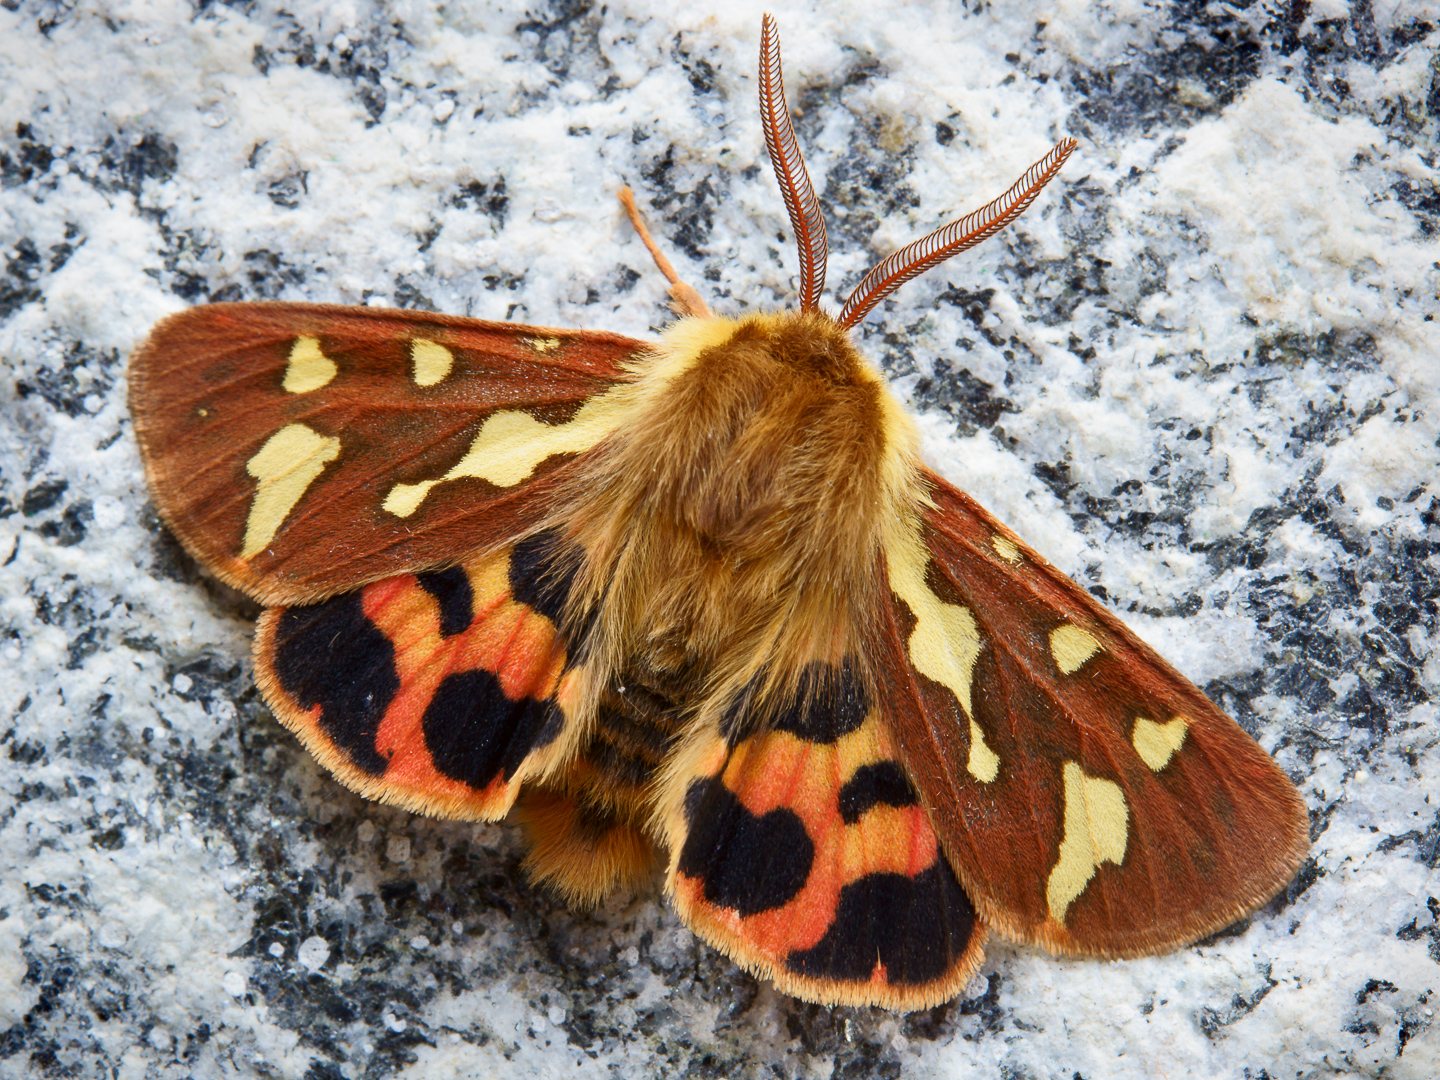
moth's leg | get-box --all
[618,186,713,319]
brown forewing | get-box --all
[871,468,1309,957]
[130,302,642,604]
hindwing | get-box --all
[662,661,986,1009]
[254,529,591,819]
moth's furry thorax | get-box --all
[563,309,923,708]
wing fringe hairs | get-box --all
[129,14,1308,1010]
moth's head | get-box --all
[723,310,865,382]
[757,15,1076,330]
[654,309,870,390]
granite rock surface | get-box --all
[0,1,1437,1077]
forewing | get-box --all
[873,469,1309,957]
[254,528,590,820]
[130,302,642,604]
[663,662,985,1009]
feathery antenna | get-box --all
[837,138,1077,329]
[760,15,828,312]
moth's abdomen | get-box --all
[515,666,696,904]
[585,684,689,790]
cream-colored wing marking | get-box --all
[1046,761,1129,924]
[242,424,342,558]
[382,388,630,518]
[282,337,337,393]
[410,339,454,386]
[1050,624,1102,674]
[1132,716,1189,772]
[885,519,999,783]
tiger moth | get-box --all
[128,15,1309,1009]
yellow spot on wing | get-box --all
[992,535,1020,563]
[410,339,453,386]
[526,336,562,353]
[382,480,436,520]
[383,388,628,518]
[884,522,999,782]
[1046,761,1128,924]
[242,424,341,558]
[1050,624,1101,674]
[283,337,337,393]
[966,725,999,783]
[1132,716,1188,771]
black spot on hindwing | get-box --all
[679,778,813,916]
[785,861,977,986]
[272,594,396,776]
[509,528,598,655]
[421,669,562,789]
[509,528,579,624]
[416,566,474,638]
[721,658,870,744]
[838,761,921,823]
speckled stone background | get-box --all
[1,1,1437,1077]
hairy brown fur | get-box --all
[513,311,925,900]
[557,311,922,715]
[512,787,661,905]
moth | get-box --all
[130,16,1308,1009]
